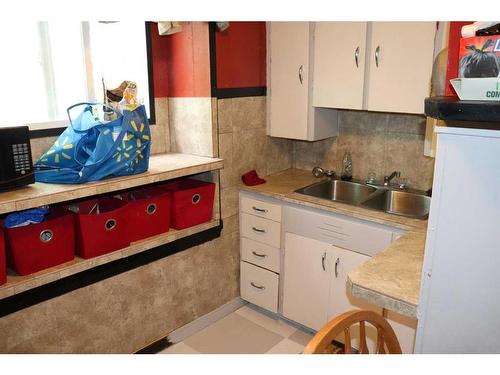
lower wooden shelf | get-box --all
[0,219,220,300]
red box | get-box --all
[0,229,6,285]
[122,187,172,242]
[3,208,75,276]
[162,179,215,230]
[74,198,131,259]
[459,35,500,78]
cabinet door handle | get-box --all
[252,206,268,213]
[298,65,304,84]
[321,252,326,271]
[335,257,340,278]
[251,282,265,290]
[252,251,267,258]
[375,45,381,68]
[252,226,266,233]
[355,46,360,68]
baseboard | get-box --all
[167,297,247,344]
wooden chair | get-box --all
[303,310,402,354]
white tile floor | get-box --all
[160,305,314,354]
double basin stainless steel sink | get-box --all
[294,179,431,219]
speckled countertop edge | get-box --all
[239,168,427,318]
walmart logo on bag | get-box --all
[112,120,150,164]
[40,136,74,163]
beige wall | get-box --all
[293,110,435,192]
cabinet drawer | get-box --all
[284,206,393,256]
[241,237,280,273]
[240,195,282,222]
[241,213,281,248]
[240,261,279,313]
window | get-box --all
[0,21,153,131]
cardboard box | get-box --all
[459,35,500,78]
[450,77,500,101]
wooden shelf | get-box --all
[425,96,500,124]
[0,219,220,300]
[0,153,223,215]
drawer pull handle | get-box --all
[252,251,267,258]
[321,252,326,271]
[252,226,266,233]
[335,257,340,278]
[251,282,266,290]
[252,206,268,213]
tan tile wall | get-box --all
[217,96,293,221]
[0,228,239,353]
[168,97,215,157]
[293,110,435,191]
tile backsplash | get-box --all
[292,110,435,191]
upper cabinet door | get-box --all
[312,22,367,110]
[365,22,436,114]
[268,22,310,140]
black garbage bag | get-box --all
[459,39,500,78]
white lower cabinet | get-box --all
[282,233,332,331]
[328,246,382,352]
[239,191,416,352]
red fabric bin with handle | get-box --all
[75,197,131,259]
[122,187,172,242]
[162,179,216,230]
[2,208,75,276]
[0,229,6,285]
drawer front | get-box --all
[241,237,280,273]
[241,213,281,248]
[284,206,393,257]
[240,195,282,222]
[240,261,279,313]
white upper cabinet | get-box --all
[365,22,436,114]
[267,22,339,141]
[312,22,436,114]
[313,22,368,110]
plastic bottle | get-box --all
[341,152,353,181]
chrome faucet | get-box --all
[383,171,400,186]
[312,166,335,179]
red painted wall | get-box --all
[215,22,266,89]
[150,22,169,97]
[150,22,211,97]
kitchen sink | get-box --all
[361,189,431,219]
[295,179,431,219]
[294,179,378,205]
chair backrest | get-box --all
[303,310,402,354]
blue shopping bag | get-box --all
[34,103,151,184]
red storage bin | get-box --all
[162,179,216,230]
[122,187,172,242]
[0,229,6,285]
[75,197,131,259]
[3,208,75,276]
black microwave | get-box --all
[0,126,35,191]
